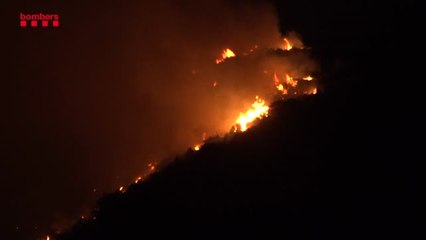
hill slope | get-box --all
[55,91,418,240]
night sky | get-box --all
[2,1,421,239]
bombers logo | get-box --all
[20,13,60,27]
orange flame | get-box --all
[274,72,289,94]
[273,72,280,85]
[147,163,156,172]
[134,176,142,184]
[235,96,269,132]
[216,48,236,64]
[133,163,157,185]
[303,75,313,81]
[285,74,297,87]
[193,144,201,151]
[283,38,293,51]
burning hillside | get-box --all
[39,3,320,237]
[45,32,319,239]
[189,35,318,152]
[107,33,319,192]
[6,1,324,239]
[5,0,419,239]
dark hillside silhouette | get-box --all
[56,91,419,239]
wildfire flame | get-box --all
[285,74,297,87]
[193,144,201,151]
[134,176,142,184]
[273,72,280,85]
[216,48,236,64]
[303,75,313,81]
[234,96,269,132]
[147,162,156,172]
[275,72,309,95]
[283,38,293,51]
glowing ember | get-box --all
[215,48,236,64]
[303,75,313,81]
[46,236,50,240]
[119,186,124,192]
[235,96,269,132]
[134,176,142,184]
[311,88,317,94]
[147,162,156,172]
[283,38,293,51]
[193,144,201,151]
[213,81,217,87]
